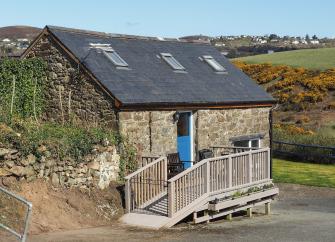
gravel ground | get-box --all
[2,183,335,242]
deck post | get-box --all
[248,152,253,183]
[265,202,271,215]
[228,156,232,188]
[168,181,174,218]
[193,212,197,224]
[125,179,131,213]
[204,210,209,223]
[247,207,252,218]
[226,213,232,221]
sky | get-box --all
[1,0,334,38]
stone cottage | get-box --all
[22,26,275,166]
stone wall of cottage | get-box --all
[118,107,271,159]
[119,111,177,157]
[26,34,117,128]
[197,107,271,150]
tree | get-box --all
[305,34,310,41]
[312,35,318,40]
[269,34,279,40]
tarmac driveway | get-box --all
[10,183,335,242]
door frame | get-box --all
[177,110,194,166]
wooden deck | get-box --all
[121,148,278,229]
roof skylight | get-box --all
[202,55,226,72]
[161,53,185,71]
[89,43,128,67]
[103,49,129,67]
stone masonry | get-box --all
[0,145,120,189]
[26,34,117,128]
[119,107,271,159]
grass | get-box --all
[273,158,335,188]
[234,47,335,70]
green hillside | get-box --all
[234,48,335,70]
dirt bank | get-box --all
[0,177,123,237]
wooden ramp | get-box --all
[120,148,279,229]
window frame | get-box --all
[161,53,186,71]
[103,48,129,67]
[233,138,261,148]
[202,55,226,72]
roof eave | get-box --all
[118,100,276,111]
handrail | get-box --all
[167,148,270,218]
[124,156,166,180]
[169,148,269,182]
[125,156,168,213]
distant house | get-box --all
[2,38,11,42]
[292,40,299,45]
[23,25,278,228]
[310,40,320,44]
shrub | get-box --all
[0,58,47,120]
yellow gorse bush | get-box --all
[233,61,335,110]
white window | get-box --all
[202,55,226,72]
[103,49,128,67]
[233,138,260,148]
[161,53,185,70]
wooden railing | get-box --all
[139,156,159,168]
[124,156,168,213]
[167,148,270,218]
[210,146,259,157]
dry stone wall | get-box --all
[0,145,120,189]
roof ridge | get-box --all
[45,25,210,44]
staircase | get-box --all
[120,148,278,229]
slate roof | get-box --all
[45,26,274,107]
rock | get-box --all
[24,166,35,177]
[67,178,76,186]
[37,145,47,154]
[20,154,36,166]
[87,161,100,170]
[51,173,59,187]
[9,166,25,176]
[40,156,46,163]
[0,168,11,176]
[37,169,44,178]
[5,160,15,168]
[26,175,36,182]
[0,148,17,157]
[45,159,56,168]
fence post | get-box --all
[228,156,232,188]
[125,179,131,213]
[168,181,174,217]
[249,152,253,183]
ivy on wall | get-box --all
[0,58,47,120]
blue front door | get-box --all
[177,112,192,168]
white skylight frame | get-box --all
[202,55,226,72]
[161,53,185,71]
[103,49,129,67]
